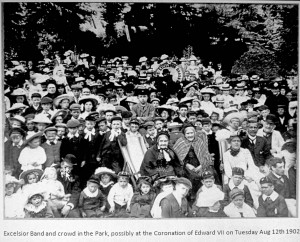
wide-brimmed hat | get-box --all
[214,95,225,103]
[153,175,177,188]
[223,111,244,125]
[10,115,26,124]
[160,54,169,60]
[5,174,21,186]
[19,169,43,182]
[51,110,68,122]
[125,96,139,104]
[53,94,74,107]
[234,83,247,90]
[200,88,215,95]
[139,56,147,63]
[78,96,98,106]
[24,132,43,145]
[6,103,28,113]
[166,98,179,105]
[250,75,260,81]
[179,96,195,104]
[94,167,117,179]
[32,114,52,124]
[11,88,27,96]
[156,104,176,113]
[188,55,197,61]
[184,81,199,90]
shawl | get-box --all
[173,135,212,168]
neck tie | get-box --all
[266,197,271,202]
[249,138,255,145]
[50,141,55,145]
[239,212,244,217]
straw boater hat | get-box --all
[200,88,216,95]
[167,122,183,130]
[223,111,245,125]
[220,83,232,91]
[6,103,28,113]
[11,88,27,96]
[214,95,225,103]
[160,54,169,60]
[234,83,246,90]
[24,132,43,145]
[250,75,260,81]
[184,81,199,90]
[53,94,74,107]
[32,114,52,124]
[94,167,117,179]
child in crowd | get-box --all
[94,167,116,198]
[40,167,70,217]
[107,172,134,217]
[121,111,132,132]
[78,175,106,218]
[41,127,62,168]
[98,116,127,174]
[150,176,177,218]
[126,119,142,137]
[192,170,224,217]
[60,119,84,166]
[224,188,256,218]
[143,121,157,149]
[55,123,67,141]
[18,132,46,171]
[130,176,156,218]
[257,177,288,217]
[24,185,54,218]
[19,169,43,196]
[25,114,37,139]
[5,174,25,218]
[223,167,254,208]
[81,115,100,188]
[69,103,81,120]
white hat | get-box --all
[80,53,89,58]
[10,115,26,124]
[200,88,215,95]
[160,54,169,60]
[139,56,147,63]
[223,111,245,125]
[75,77,85,82]
[125,96,139,104]
[220,83,232,91]
[11,88,27,96]
[6,103,28,113]
[166,98,179,105]
[32,114,52,124]
[214,95,225,103]
[188,55,197,61]
[53,94,74,107]
[179,96,195,104]
[5,174,21,185]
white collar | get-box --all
[13,140,23,147]
[100,181,114,188]
[248,134,256,140]
[46,139,57,145]
[228,179,245,190]
[272,172,282,179]
[83,187,99,198]
[67,132,79,139]
[262,191,279,201]
[203,130,213,135]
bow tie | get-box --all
[84,128,95,141]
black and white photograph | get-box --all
[1,1,299,241]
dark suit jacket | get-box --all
[267,172,290,199]
[241,135,272,167]
[160,193,190,218]
[257,194,288,217]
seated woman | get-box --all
[223,134,264,208]
[139,131,183,179]
[173,123,213,201]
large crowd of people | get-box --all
[4,51,298,218]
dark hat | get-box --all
[265,114,277,125]
[229,188,245,200]
[259,176,273,185]
[55,123,67,129]
[154,116,164,123]
[96,117,107,124]
[182,123,196,134]
[44,126,57,134]
[104,109,117,114]
[51,110,68,122]
[85,115,97,122]
[70,103,81,111]
[86,111,99,120]
[201,169,214,180]
[130,119,140,125]
[232,167,245,176]
[111,116,122,123]
[87,175,100,186]
[41,97,53,104]
[121,111,132,119]
[201,118,212,125]
[144,121,155,128]
[156,130,170,141]
[269,82,280,89]
[117,171,131,177]
[9,127,26,137]
[136,176,152,186]
[175,177,192,189]
[277,104,286,109]
[31,93,42,99]
[187,110,197,117]
[25,113,35,121]
[62,154,77,166]
[135,87,149,96]
[66,119,80,128]
[257,105,269,111]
